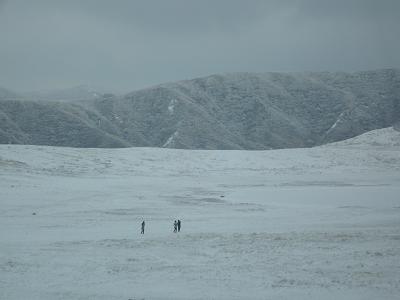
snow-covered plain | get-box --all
[1,127,400,300]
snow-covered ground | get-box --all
[1,127,400,300]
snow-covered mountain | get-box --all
[1,69,399,149]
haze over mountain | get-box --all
[0,87,20,101]
[0,69,399,149]
[22,85,113,103]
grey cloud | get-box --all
[0,0,399,93]
[294,0,400,20]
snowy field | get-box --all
[1,127,400,300]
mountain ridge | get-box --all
[1,69,399,149]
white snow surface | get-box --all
[326,112,345,134]
[1,127,400,300]
[167,98,178,114]
[162,131,179,148]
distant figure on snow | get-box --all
[177,219,181,232]
[141,220,145,234]
[173,220,178,233]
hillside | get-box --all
[0,100,128,147]
[1,69,399,149]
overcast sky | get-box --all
[1,0,399,93]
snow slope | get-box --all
[327,126,400,149]
[0,127,399,299]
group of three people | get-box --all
[140,219,182,234]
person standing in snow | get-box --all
[177,219,181,232]
[141,220,145,234]
[173,220,178,233]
